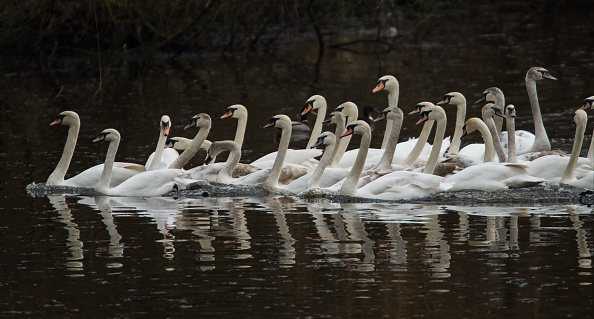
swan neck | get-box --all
[168,125,211,169]
[561,120,586,182]
[483,113,507,162]
[423,116,445,174]
[220,147,241,182]
[329,117,346,166]
[404,120,434,165]
[506,116,517,163]
[307,141,336,188]
[235,116,247,149]
[588,128,594,166]
[306,105,326,149]
[526,78,551,152]
[47,120,80,185]
[381,89,399,149]
[96,138,120,193]
[148,131,167,170]
[477,121,495,162]
[265,125,291,188]
[341,130,371,196]
[447,103,466,155]
[377,109,403,170]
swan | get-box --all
[525,66,557,153]
[329,102,359,167]
[580,95,593,111]
[202,140,244,184]
[93,129,181,196]
[560,109,594,189]
[168,113,212,169]
[578,95,593,165]
[301,95,328,149]
[474,87,505,135]
[527,110,593,185]
[145,115,180,170]
[445,118,544,192]
[338,117,450,200]
[46,111,144,188]
[436,92,466,155]
[322,111,348,167]
[372,75,399,149]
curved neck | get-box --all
[96,138,120,194]
[341,130,371,196]
[506,115,517,163]
[561,120,586,183]
[331,115,354,167]
[423,117,445,174]
[494,95,505,136]
[587,132,594,169]
[168,125,211,169]
[219,147,241,183]
[483,113,507,162]
[307,140,336,188]
[475,121,495,162]
[148,130,167,170]
[234,116,247,149]
[265,125,291,188]
[381,89,399,149]
[377,109,403,170]
[404,120,434,165]
[526,78,551,152]
[47,121,80,185]
[306,105,326,149]
[447,103,466,155]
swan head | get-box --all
[184,113,211,130]
[580,96,594,111]
[474,87,503,105]
[301,95,326,116]
[50,111,79,127]
[506,104,516,118]
[372,75,398,93]
[526,67,557,81]
[333,102,358,123]
[374,105,399,122]
[205,140,239,165]
[160,115,171,137]
[165,136,197,151]
[415,103,444,125]
[572,109,587,127]
[92,128,120,143]
[341,120,370,138]
[263,114,292,130]
[220,104,247,120]
[436,92,466,106]
[482,103,505,119]
[409,101,434,116]
[323,111,345,125]
[461,118,484,139]
[311,132,336,148]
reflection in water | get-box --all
[266,196,296,266]
[95,196,124,259]
[48,195,84,274]
[422,215,451,280]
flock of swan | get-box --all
[39,66,594,200]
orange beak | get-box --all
[163,124,170,137]
[340,127,354,138]
[416,113,429,125]
[372,81,385,93]
[220,110,233,119]
[301,104,313,116]
[50,118,62,126]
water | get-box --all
[2,2,594,317]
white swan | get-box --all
[372,75,400,149]
[301,95,328,149]
[504,105,518,163]
[46,111,143,188]
[220,104,248,148]
[168,113,212,169]
[145,115,180,170]
[329,101,359,167]
[338,117,450,200]
[93,129,181,196]
[482,103,507,163]
[578,95,593,165]
[527,109,593,185]
[525,66,557,153]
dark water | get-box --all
[2,2,594,317]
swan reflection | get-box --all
[48,195,84,273]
